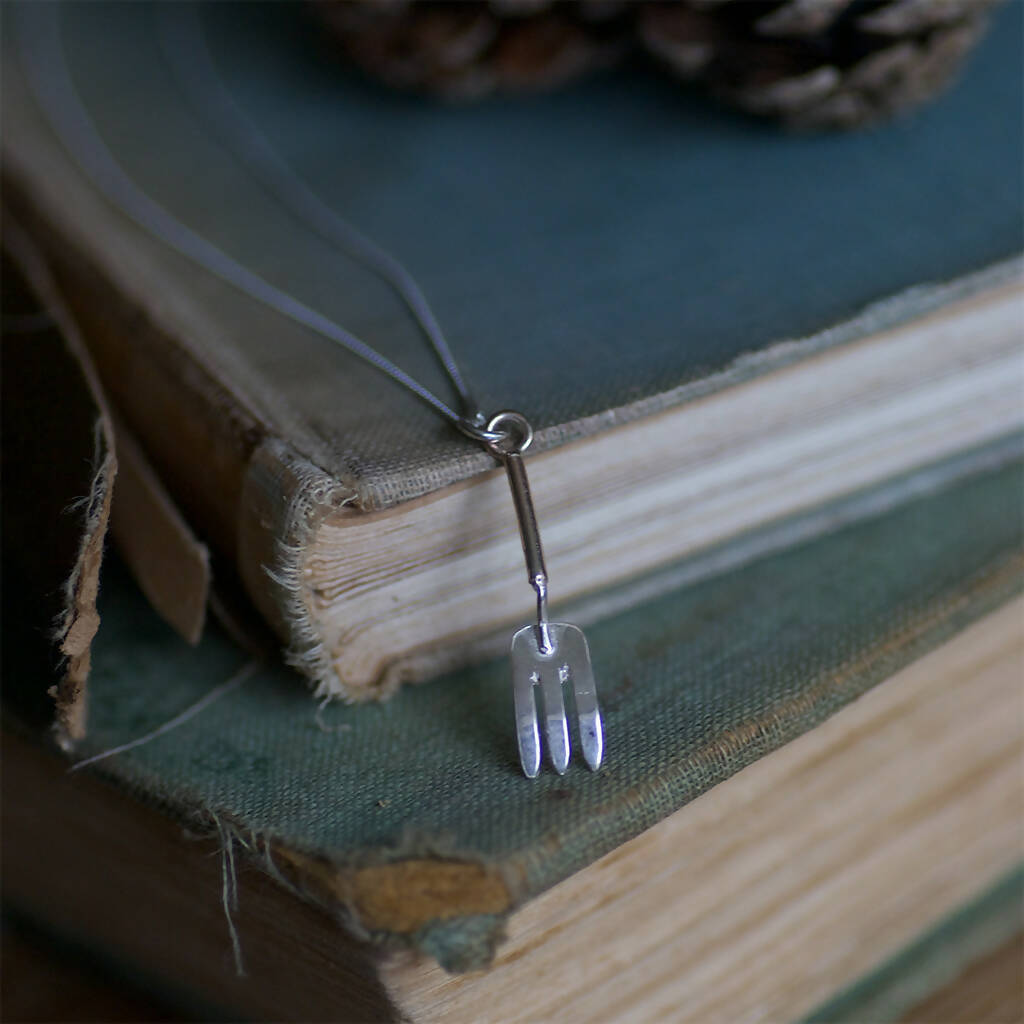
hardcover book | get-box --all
[3,457,1022,1019]
[2,0,1022,706]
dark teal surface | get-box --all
[7,1,1022,504]
[47,458,1021,967]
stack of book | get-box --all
[3,2,1021,1020]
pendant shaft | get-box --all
[502,450,551,652]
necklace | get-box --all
[18,2,604,778]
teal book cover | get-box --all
[2,0,1021,504]
[3,0,1021,710]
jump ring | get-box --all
[486,410,533,455]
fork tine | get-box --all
[572,659,603,772]
[513,665,541,778]
[541,668,571,774]
[559,624,603,772]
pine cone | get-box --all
[639,0,1002,129]
[311,0,1001,127]
[311,1,630,100]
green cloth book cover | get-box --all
[5,456,1020,970]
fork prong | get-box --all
[559,624,603,772]
[513,665,541,778]
[540,669,571,774]
[575,685,604,773]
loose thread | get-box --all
[217,818,246,976]
[66,658,259,975]
[257,838,309,908]
[70,659,259,772]
[315,695,352,735]
[261,842,291,888]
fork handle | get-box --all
[504,451,546,583]
[502,450,552,651]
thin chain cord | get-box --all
[156,3,480,419]
[14,4,470,432]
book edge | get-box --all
[2,213,118,747]
[380,600,1023,1006]
[477,549,1024,967]
[237,438,358,698]
[508,255,1024,457]
[299,277,1024,697]
[801,865,1024,1023]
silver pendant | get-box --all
[484,412,604,778]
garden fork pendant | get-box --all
[485,412,604,778]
